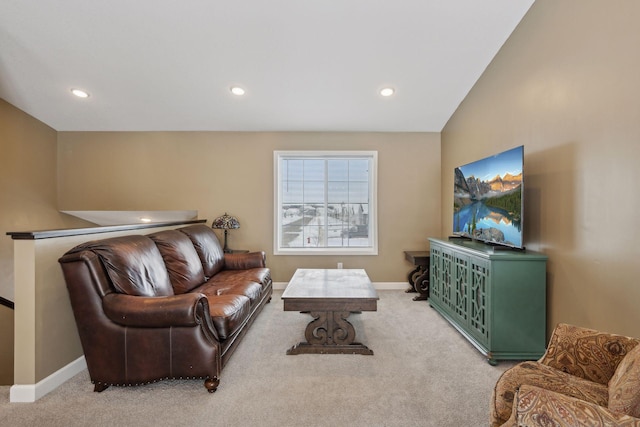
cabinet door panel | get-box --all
[468,259,490,345]
[430,245,442,301]
[440,248,454,309]
[453,253,469,323]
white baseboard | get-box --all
[10,356,86,403]
[273,281,408,290]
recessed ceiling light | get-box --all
[380,87,395,97]
[71,88,90,98]
[139,217,152,223]
[230,86,246,96]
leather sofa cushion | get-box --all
[208,268,271,289]
[148,229,206,294]
[197,279,263,306]
[609,343,640,417]
[178,225,225,279]
[207,294,251,340]
[74,235,173,297]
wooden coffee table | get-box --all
[282,268,379,355]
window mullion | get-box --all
[322,159,328,247]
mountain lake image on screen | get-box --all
[453,145,524,248]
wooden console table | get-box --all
[404,251,430,301]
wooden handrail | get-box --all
[4,220,208,311]
[0,296,14,310]
[6,219,207,240]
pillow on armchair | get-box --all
[609,343,640,418]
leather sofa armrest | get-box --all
[538,323,640,384]
[103,292,215,334]
[509,385,640,427]
[223,251,266,270]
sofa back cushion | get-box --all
[73,235,174,297]
[609,343,640,417]
[148,229,206,294]
[178,224,225,279]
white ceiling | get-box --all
[0,1,534,132]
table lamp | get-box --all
[212,213,240,253]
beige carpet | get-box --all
[0,290,516,426]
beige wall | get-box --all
[441,0,640,338]
[0,99,92,300]
[0,99,92,385]
[58,131,441,282]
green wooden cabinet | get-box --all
[429,238,547,364]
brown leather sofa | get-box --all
[58,224,272,393]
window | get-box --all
[274,151,378,255]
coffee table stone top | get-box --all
[282,268,378,300]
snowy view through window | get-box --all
[279,155,372,249]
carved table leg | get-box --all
[287,311,374,355]
[404,252,430,296]
[405,265,423,293]
[412,266,430,301]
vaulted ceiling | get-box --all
[0,1,534,132]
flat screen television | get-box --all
[453,145,524,249]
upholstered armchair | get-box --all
[491,323,640,427]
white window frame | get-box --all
[274,150,378,256]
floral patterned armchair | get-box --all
[491,323,640,427]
